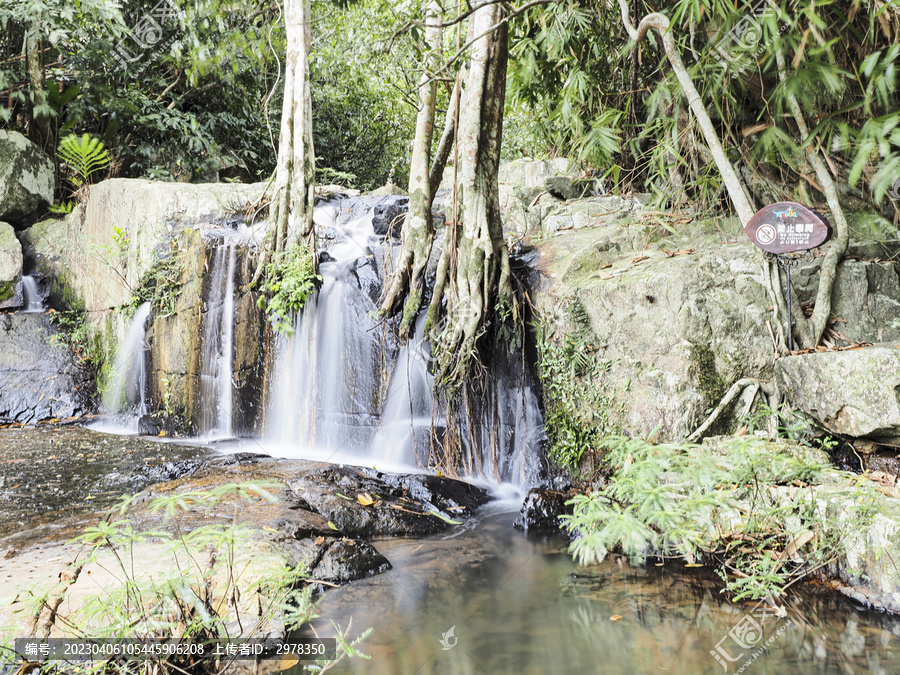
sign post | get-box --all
[744,202,832,351]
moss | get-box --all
[48,270,86,312]
[537,297,620,474]
[0,280,12,303]
[688,343,730,435]
[401,287,422,331]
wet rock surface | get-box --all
[0,427,491,594]
[513,487,575,533]
[370,195,408,237]
[287,464,491,537]
[0,426,210,541]
[0,313,96,424]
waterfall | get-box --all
[371,313,441,468]
[265,197,545,487]
[268,204,384,451]
[20,276,44,313]
[198,241,236,439]
[103,302,152,422]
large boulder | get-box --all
[20,179,267,313]
[776,347,900,443]
[532,222,775,441]
[0,314,95,423]
[0,131,54,226]
[0,221,22,308]
[530,208,900,442]
[18,179,268,427]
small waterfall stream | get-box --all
[102,302,152,428]
[198,240,237,439]
[266,198,544,487]
[20,276,44,313]
[268,204,384,450]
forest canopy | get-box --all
[1,0,897,224]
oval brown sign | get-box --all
[744,202,832,254]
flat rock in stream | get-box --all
[287,464,491,537]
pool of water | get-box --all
[298,506,900,675]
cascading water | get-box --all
[102,302,152,428]
[268,203,385,451]
[266,197,545,487]
[20,276,44,313]
[372,313,441,468]
[198,240,237,439]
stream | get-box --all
[297,508,900,675]
[2,427,900,674]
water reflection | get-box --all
[299,509,900,675]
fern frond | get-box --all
[58,133,111,186]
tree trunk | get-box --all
[774,48,849,349]
[614,1,755,225]
[380,0,442,337]
[27,21,51,150]
[254,0,315,282]
[434,0,516,384]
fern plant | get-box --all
[58,132,111,187]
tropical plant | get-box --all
[564,435,881,601]
[258,242,322,335]
[57,132,111,186]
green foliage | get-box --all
[48,201,74,215]
[258,244,321,335]
[508,0,900,219]
[131,238,187,318]
[564,435,881,601]
[48,308,110,386]
[536,298,618,471]
[58,132,111,186]
[309,1,417,191]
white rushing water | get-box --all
[264,197,545,488]
[198,240,236,439]
[98,302,152,432]
[20,275,44,313]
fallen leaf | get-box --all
[734,425,747,436]
[598,271,614,280]
[632,255,649,264]
[357,492,377,507]
[684,563,705,568]
[673,249,694,256]
[314,536,325,545]
[262,526,279,533]
[280,655,299,671]
[599,263,612,269]
[609,614,623,621]
[783,531,814,560]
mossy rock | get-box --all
[0,131,54,226]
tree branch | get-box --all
[614,0,755,225]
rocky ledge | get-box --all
[0,437,491,642]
